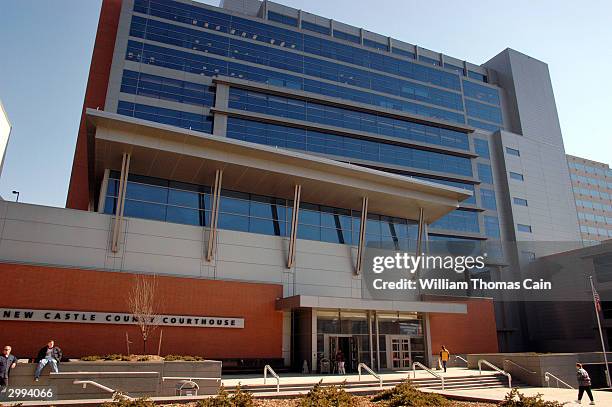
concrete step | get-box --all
[225,373,518,395]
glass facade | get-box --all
[107,0,510,255]
[228,88,470,150]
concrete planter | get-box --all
[467,352,578,387]
[7,360,221,400]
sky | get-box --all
[0,0,610,208]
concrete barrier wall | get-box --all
[467,353,578,387]
[4,360,221,400]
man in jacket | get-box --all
[34,340,62,381]
[0,345,18,392]
[576,363,595,405]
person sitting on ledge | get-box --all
[34,340,62,382]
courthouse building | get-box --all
[0,0,581,372]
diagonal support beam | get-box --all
[111,152,131,253]
[416,207,425,256]
[355,196,369,275]
[287,184,302,269]
[206,169,223,262]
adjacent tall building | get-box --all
[567,154,612,244]
[0,0,584,369]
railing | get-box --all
[503,359,536,375]
[357,363,382,389]
[162,376,221,382]
[454,355,468,366]
[263,364,280,393]
[412,361,444,390]
[73,380,133,400]
[478,359,512,388]
[544,372,574,389]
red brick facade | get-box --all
[66,0,122,210]
[0,264,283,360]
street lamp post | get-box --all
[11,190,19,202]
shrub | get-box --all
[164,354,205,361]
[100,393,155,407]
[372,381,449,406]
[80,355,102,361]
[299,381,358,407]
[196,385,254,407]
[498,388,564,407]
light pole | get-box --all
[11,190,19,202]
[589,275,611,388]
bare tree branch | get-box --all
[127,274,160,354]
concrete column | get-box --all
[212,83,230,137]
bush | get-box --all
[498,389,564,407]
[196,385,253,407]
[104,354,132,361]
[372,381,449,406]
[100,393,155,407]
[80,355,102,361]
[164,354,205,361]
[299,381,358,407]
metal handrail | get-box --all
[454,355,468,366]
[162,376,221,382]
[412,361,444,390]
[544,372,574,389]
[504,359,536,375]
[478,359,512,388]
[263,364,280,393]
[73,380,134,400]
[357,363,382,389]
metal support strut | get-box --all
[287,184,301,268]
[206,169,223,262]
[111,152,130,253]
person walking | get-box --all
[576,363,595,405]
[439,346,450,373]
[335,349,346,375]
[0,345,18,392]
[34,340,62,382]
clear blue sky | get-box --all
[0,0,610,207]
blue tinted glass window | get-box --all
[301,20,330,35]
[463,80,500,105]
[505,147,520,157]
[484,216,500,238]
[430,209,479,233]
[474,139,490,159]
[517,224,532,233]
[468,119,500,133]
[117,101,213,133]
[444,63,464,75]
[419,55,440,66]
[478,163,494,184]
[468,70,487,82]
[480,189,497,210]
[227,118,473,177]
[391,48,415,59]
[466,100,502,124]
[413,177,476,205]
[228,88,469,150]
[509,172,524,181]
[513,197,528,206]
[267,11,297,27]
[333,30,360,44]
[363,38,388,51]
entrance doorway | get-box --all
[325,334,360,373]
[385,335,424,370]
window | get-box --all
[480,189,497,210]
[468,71,487,83]
[267,11,298,27]
[484,216,500,238]
[478,163,494,184]
[419,55,440,66]
[463,80,500,105]
[509,172,524,181]
[391,47,415,59]
[474,139,490,159]
[333,30,360,44]
[517,224,532,233]
[505,147,520,157]
[301,20,330,35]
[466,100,503,124]
[363,38,388,51]
[513,197,528,206]
[444,63,464,75]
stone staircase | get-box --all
[225,372,519,396]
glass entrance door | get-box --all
[389,336,411,369]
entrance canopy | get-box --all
[88,109,471,223]
[276,295,467,314]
